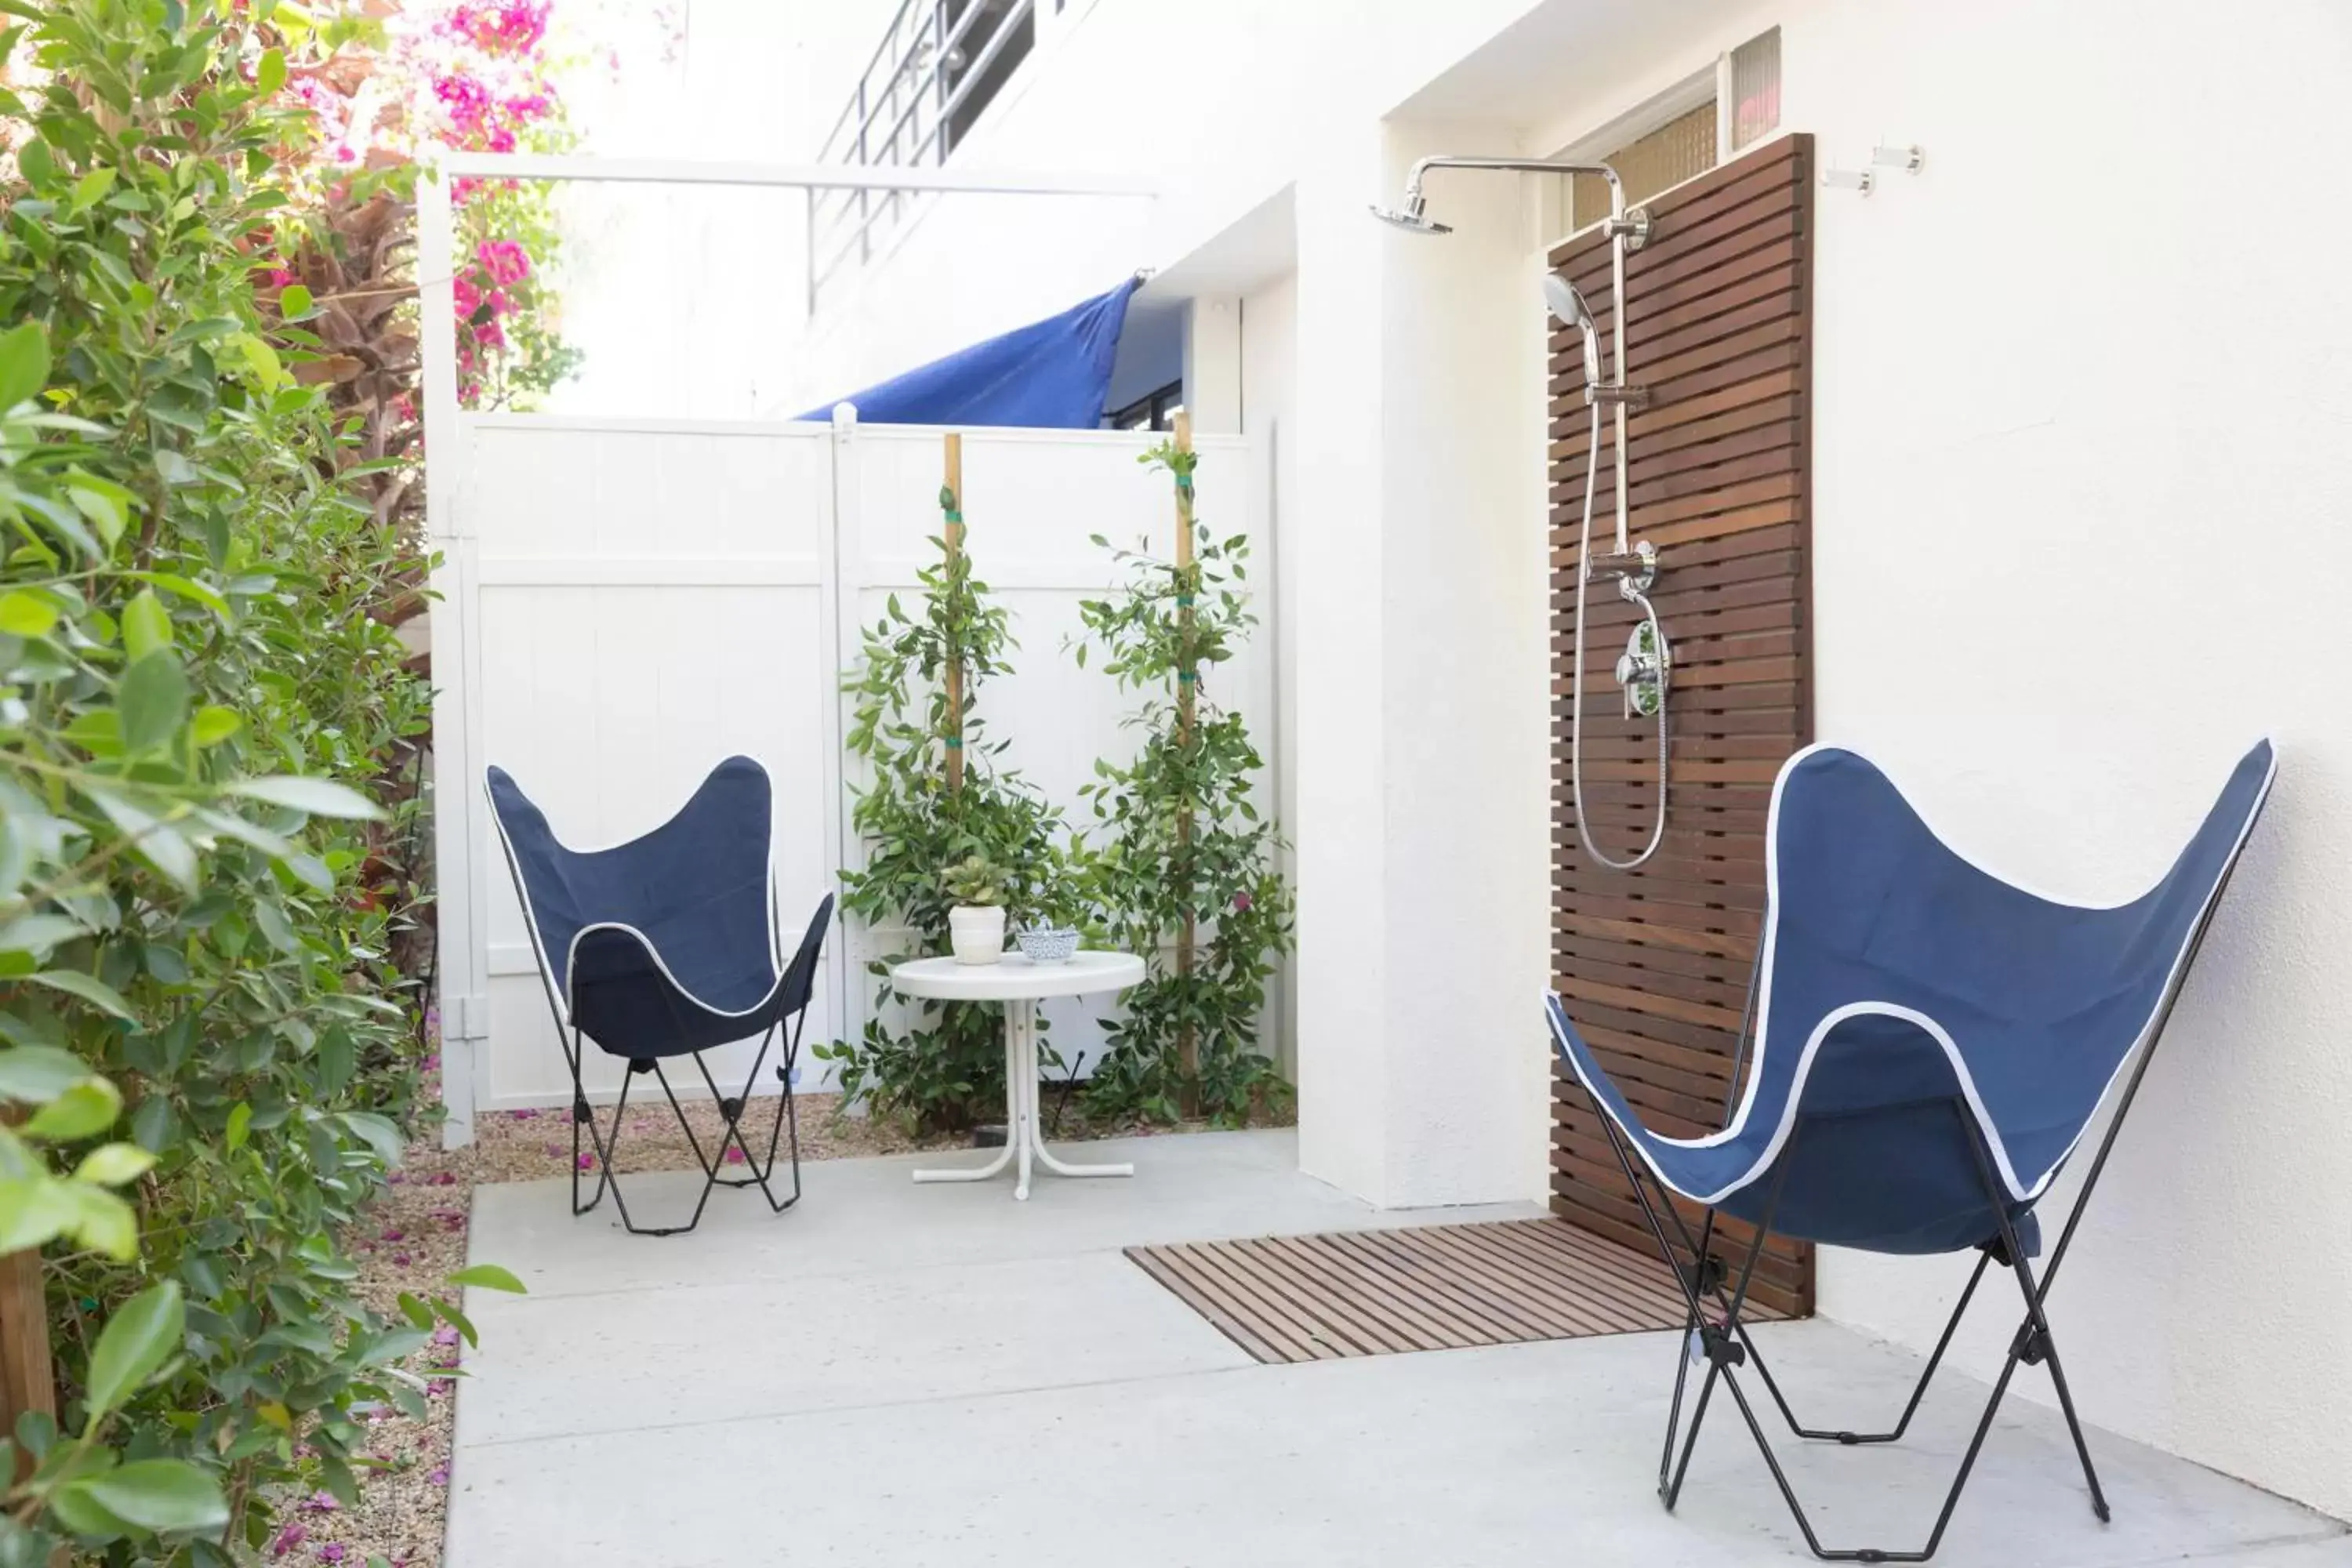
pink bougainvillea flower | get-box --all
[433,1325,461,1347]
[477,238,531,285]
[724,1146,746,1165]
[319,1546,347,1564]
[393,1252,412,1266]
[434,1171,459,1186]
[428,1465,451,1486]
[379,1229,404,1243]
[302,1492,339,1515]
[1232,891,1254,912]
[511,1107,538,1120]
[575,1152,594,1172]
[272,1523,307,1557]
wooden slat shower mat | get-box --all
[1125,1218,1777,1365]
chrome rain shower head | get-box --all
[1368,193,1451,234]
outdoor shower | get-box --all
[1373,156,1669,869]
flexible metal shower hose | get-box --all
[1568,401,1668,871]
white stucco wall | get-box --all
[1780,0,2352,1525]
[767,0,2352,1514]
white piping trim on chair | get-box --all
[482,762,787,1029]
[1550,737,2277,1209]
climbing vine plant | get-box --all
[821,463,1066,1134]
[1074,437,1291,1124]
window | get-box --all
[1565,27,1782,233]
[1570,100,1720,231]
[1106,381,1184,433]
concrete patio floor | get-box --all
[447,1130,2349,1567]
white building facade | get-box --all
[766,0,2352,1522]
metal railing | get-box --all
[808,0,1040,312]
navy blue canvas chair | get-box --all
[486,757,833,1236]
[1547,738,2275,1562]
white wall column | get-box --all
[1185,297,1244,434]
[1292,120,1553,1209]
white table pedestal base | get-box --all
[910,998,1134,1200]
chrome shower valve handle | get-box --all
[1617,617,1670,721]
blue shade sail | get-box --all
[800,276,1140,428]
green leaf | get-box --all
[0,321,49,411]
[0,1047,89,1102]
[129,1093,172,1153]
[68,167,116,212]
[73,1142,154,1186]
[83,1281,184,1421]
[23,969,136,1022]
[0,1178,76,1254]
[117,652,189,753]
[0,590,59,637]
[334,1110,402,1166]
[24,1078,119,1140]
[255,46,285,96]
[356,1326,430,1366]
[74,1457,228,1534]
[223,1101,250,1153]
[445,1263,528,1295]
[60,1181,136,1259]
[316,1025,354,1095]
[121,589,172,662]
[190,706,241,747]
[68,483,128,549]
[227,775,382,820]
[278,282,314,321]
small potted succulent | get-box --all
[943,853,1009,965]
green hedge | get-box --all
[0,4,443,1560]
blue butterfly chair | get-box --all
[1547,738,2275,1562]
[486,757,833,1236]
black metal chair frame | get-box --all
[1577,858,2245,1563]
[524,891,813,1239]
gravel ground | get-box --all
[298,1073,1288,1566]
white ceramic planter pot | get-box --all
[948,905,1007,965]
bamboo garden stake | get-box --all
[942,431,965,794]
[1172,412,1198,1099]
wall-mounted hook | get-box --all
[1872,143,1925,172]
[1821,166,1874,195]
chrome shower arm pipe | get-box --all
[1393,155,1634,553]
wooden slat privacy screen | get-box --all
[1547,134,1816,1317]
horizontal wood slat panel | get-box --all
[1550,134,1815,1318]
[1125,1220,1780,1365]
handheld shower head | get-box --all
[1544,270,1602,387]
[1368,194,1452,234]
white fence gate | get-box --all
[428,412,1269,1141]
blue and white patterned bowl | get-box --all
[1015,927,1081,964]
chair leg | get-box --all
[687,1027,802,1213]
[1584,1091,2110,1564]
[1740,1250,1990,1446]
[569,1058,700,1236]
[1957,1105,2111,1525]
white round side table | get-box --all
[888,950,1146,1201]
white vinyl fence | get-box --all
[428,412,1270,1139]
